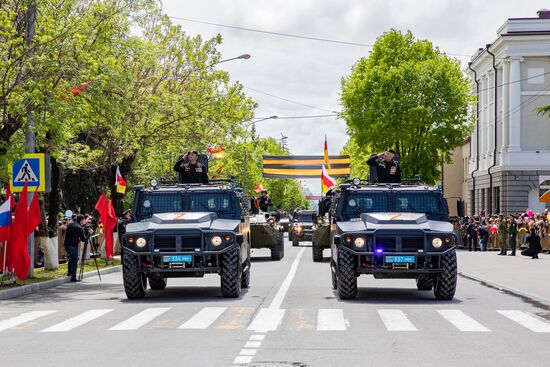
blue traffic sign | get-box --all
[10,153,47,192]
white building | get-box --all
[466,9,550,214]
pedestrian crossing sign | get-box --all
[10,153,47,192]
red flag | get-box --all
[7,182,30,280]
[26,188,41,237]
[6,183,15,210]
[95,194,117,259]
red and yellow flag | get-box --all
[323,134,331,171]
[115,166,127,194]
[321,164,336,195]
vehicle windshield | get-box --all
[394,192,443,215]
[135,191,237,219]
[343,193,390,217]
[293,212,316,222]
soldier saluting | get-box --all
[367,149,401,183]
[174,151,209,184]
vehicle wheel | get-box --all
[312,245,323,262]
[241,254,251,289]
[123,252,147,299]
[416,275,434,291]
[433,249,457,300]
[288,232,293,241]
[337,250,357,299]
[148,275,167,290]
[292,236,299,247]
[331,259,337,290]
[221,246,242,298]
[271,232,284,261]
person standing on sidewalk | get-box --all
[466,218,478,251]
[478,223,489,252]
[521,227,542,259]
[497,216,508,255]
[64,214,92,282]
[508,216,517,256]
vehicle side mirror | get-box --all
[457,200,465,218]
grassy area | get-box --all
[0,258,121,290]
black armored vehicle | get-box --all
[122,180,251,299]
[290,210,317,247]
[330,179,459,300]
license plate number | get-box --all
[163,255,192,263]
[385,255,415,264]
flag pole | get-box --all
[2,241,6,279]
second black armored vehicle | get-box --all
[121,180,251,299]
[290,210,317,247]
[330,179,458,301]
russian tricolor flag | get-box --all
[0,200,10,242]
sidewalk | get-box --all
[457,250,550,306]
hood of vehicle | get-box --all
[126,212,240,232]
[337,212,452,233]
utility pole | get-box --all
[25,1,37,278]
[243,151,247,195]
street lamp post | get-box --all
[215,54,251,65]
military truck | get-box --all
[330,179,459,300]
[249,213,285,260]
[121,180,251,299]
[312,215,330,262]
[290,210,317,247]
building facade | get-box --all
[466,9,550,215]
[443,142,471,216]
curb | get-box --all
[459,271,550,309]
[0,265,121,300]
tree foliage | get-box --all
[340,29,474,184]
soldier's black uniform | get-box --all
[367,154,401,183]
[173,157,208,184]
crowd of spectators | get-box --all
[452,209,549,259]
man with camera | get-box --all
[367,149,401,183]
[173,151,209,184]
[259,190,273,212]
[64,214,94,282]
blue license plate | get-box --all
[163,255,192,263]
[385,255,415,264]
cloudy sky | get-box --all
[161,0,547,194]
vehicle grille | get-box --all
[375,237,396,251]
[153,235,202,252]
[402,237,425,251]
[373,236,425,252]
[155,236,176,252]
[181,236,202,251]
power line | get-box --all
[255,114,339,120]
[169,15,470,57]
[245,86,337,113]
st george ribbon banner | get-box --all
[262,155,351,178]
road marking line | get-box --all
[247,308,285,332]
[109,308,170,330]
[216,307,255,330]
[178,307,227,330]
[268,247,306,309]
[498,310,550,333]
[378,309,417,331]
[249,334,265,341]
[244,341,262,348]
[233,356,252,364]
[437,310,490,332]
[0,311,57,332]
[239,349,257,356]
[41,309,112,332]
[317,309,347,331]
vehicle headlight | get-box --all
[294,226,303,232]
[211,236,223,247]
[432,237,443,248]
[268,218,276,225]
[136,237,147,248]
[316,217,324,225]
[354,237,366,248]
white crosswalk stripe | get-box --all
[0,311,57,332]
[317,309,347,331]
[109,308,171,331]
[437,310,491,332]
[41,309,113,332]
[377,309,417,331]
[178,307,227,330]
[497,310,550,333]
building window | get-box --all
[487,188,492,214]
[493,187,500,214]
[470,190,475,215]
[481,189,485,214]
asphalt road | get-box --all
[1,236,550,367]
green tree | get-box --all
[340,29,473,184]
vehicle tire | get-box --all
[331,259,337,290]
[221,246,242,298]
[416,275,434,291]
[312,245,323,262]
[288,232,293,241]
[292,236,299,247]
[337,250,357,299]
[271,232,284,261]
[123,252,147,299]
[433,249,457,300]
[241,255,251,289]
[148,275,167,290]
